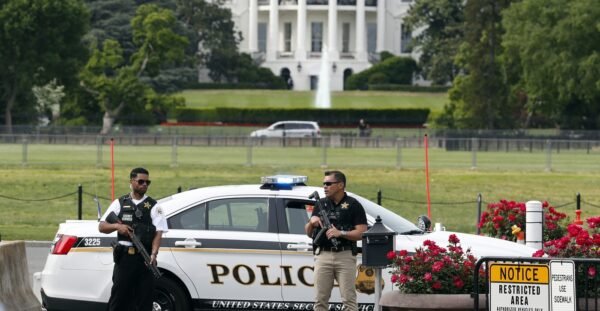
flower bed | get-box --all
[387,234,485,294]
[478,200,568,242]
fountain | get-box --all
[314,45,331,109]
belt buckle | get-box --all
[128,247,136,255]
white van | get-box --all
[250,121,321,138]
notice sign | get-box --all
[489,263,549,311]
[550,260,576,311]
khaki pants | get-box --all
[313,250,357,311]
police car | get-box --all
[36,175,536,311]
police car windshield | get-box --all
[352,194,421,234]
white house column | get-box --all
[355,0,366,60]
[294,0,307,91]
[267,0,279,61]
[328,0,339,60]
[248,0,258,53]
[295,0,307,60]
[376,0,385,52]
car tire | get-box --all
[154,276,191,311]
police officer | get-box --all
[99,167,168,310]
[304,170,368,311]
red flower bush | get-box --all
[533,216,600,258]
[478,200,568,242]
[387,234,484,294]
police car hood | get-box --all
[394,231,538,258]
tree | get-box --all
[502,0,600,129]
[0,0,89,133]
[438,0,517,129]
[404,0,464,85]
[176,0,241,82]
[79,4,188,133]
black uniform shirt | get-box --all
[311,193,367,248]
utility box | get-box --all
[362,215,396,267]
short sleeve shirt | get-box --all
[311,193,367,247]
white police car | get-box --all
[36,175,536,311]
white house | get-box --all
[212,0,416,91]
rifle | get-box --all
[106,211,162,279]
[309,191,340,249]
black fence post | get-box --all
[78,184,83,220]
[577,192,581,210]
[476,193,482,235]
[177,186,182,193]
[377,189,382,206]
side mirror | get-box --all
[416,215,431,232]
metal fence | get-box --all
[3,134,600,171]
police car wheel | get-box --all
[154,277,190,311]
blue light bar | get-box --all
[261,175,308,185]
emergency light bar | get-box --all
[260,175,308,190]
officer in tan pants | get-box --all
[305,171,368,311]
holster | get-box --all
[112,242,124,264]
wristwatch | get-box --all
[341,230,347,237]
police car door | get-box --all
[275,197,333,306]
[166,196,283,308]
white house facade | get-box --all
[216,0,416,91]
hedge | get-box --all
[185,82,287,90]
[368,84,451,93]
[174,108,430,127]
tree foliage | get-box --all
[79,4,187,133]
[404,0,464,85]
[346,56,418,90]
[0,0,89,132]
[437,0,517,129]
[502,0,600,129]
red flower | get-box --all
[386,251,396,260]
[453,276,464,289]
[448,234,459,244]
[424,273,432,282]
[432,261,444,273]
[432,281,442,290]
[588,266,596,278]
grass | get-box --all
[178,90,448,112]
[1,143,599,241]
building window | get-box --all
[342,23,350,53]
[311,22,323,52]
[401,24,412,53]
[258,23,267,52]
[367,23,377,53]
[284,22,292,52]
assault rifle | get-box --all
[106,212,162,279]
[309,191,340,249]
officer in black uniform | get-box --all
[99,167,168,311]
[304,170,368,311]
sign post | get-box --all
[489,263,550,311]
[550,260,576,311]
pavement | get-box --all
[25,241,52,303]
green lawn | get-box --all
[178,90,448,112]
[1,143,599,241]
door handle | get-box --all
[287,243,312,250]
[175,238,202,248]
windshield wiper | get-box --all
[399,230,424,235]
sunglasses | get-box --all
[135,179,151,186]
[323,181,340,186]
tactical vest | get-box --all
[117,194,157,252]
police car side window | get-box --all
[208,198,269,232]
[168,203,206,230]
[283,200,312,235]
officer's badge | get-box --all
[341,202,349,209]
[144,202,151,209]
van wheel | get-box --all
[154,277,191,311]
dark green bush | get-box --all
[174,107,430,127]
[346,56,418,90]
[369,84,451,93]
